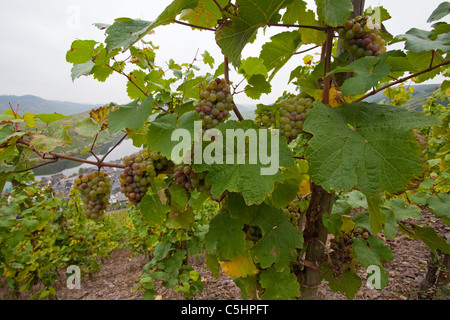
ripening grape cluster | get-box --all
[120,149,174,205]
[173,164,210,192]
[328,228,369,279]
[338,15,386,58]
[276,92,314,141]
[196,78,234,131]
[74,171,111,221]
[282,202,302,228]
[254,110,275,129]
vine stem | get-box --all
[353,59,450,103]
[224,56,244,121]
[323,28,335,105]
[267,23,327,31]
[173,20,216,32]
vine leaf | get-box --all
[259,31,303,81]
[90,106,110,130]
[180,0,227,29]
[205,211,247,260]
[219,250,259,278]
[325,270,362,300]
[227,194,303,270]
[426,193,450,225]
[146,111,199,160]
[104,0,199,51]
[304,101,439,196]
[329,56,391,96]
[315,0,353,27]
[399,223,450,256]
[352,236,394,268]
[35,113,72,125]
[249,204,303,270]
[66,40,98,64]
[195,120,294,205]
[108,96,153,134]
[427,2,450,23]
[396,28,450,53]
[140,193,170,227]
[259,266,300,300]
[215,0,293,66]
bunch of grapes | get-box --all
[74,171,111,221]
[327,228,369,279]
[196,78,234,131]
[254,110,275,129]
[338,15,386,58]
[276,92,314,141]
[282,202,302,228]
[173,164,210,192]
[120,149,174,205]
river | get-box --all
[3,139,141,191]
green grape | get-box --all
[173,164,211,192]
[275,92,315,141]
[196,78,234,131]
[74,170,111,221]
[338,16,387,59]
[120,149,174,205]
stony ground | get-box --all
[1,210,448,300]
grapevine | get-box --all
[276,92,315,141]
[120,149,174,205]
[338,15,387,58]
[173,164,211,192]
[196,78,234,131]
[74,171,111,221]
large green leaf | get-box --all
[66,40,98,64]
[259,267,300,300]
[329,56,391,96]
[195,120,294,205]
[396,28,450,53]
[427,193,450,225]
[146,111,199,159]
[315,0,353,27]
[304,101,439,196]
[205,210,246,260]
[108,96,153,134]
[215,0,293,66]
[399,223,450,256]
[105,0,199,51]
[352,236,393,268]
[325,270,362,300]
[180,0,227,29]
[140,194,170,227]
[427,2,450,23]
[259,31,302,81]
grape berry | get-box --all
[173,164,210,192]
[196,78,234,131]
[338,15,386,58]
[74,171,111,221]
[276,92,314,141]
[254,110,275,129]
[120,149,174,205]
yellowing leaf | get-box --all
[219,252,259,278]
[340,216,356,234]
[90,106,110,130]
[299,178,310,195]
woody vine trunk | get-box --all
[299,0,365,300]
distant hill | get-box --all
[0,95,97,115]
[365,83,448,111]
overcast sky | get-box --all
[0,0,447,107]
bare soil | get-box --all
[1,210,448,300]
